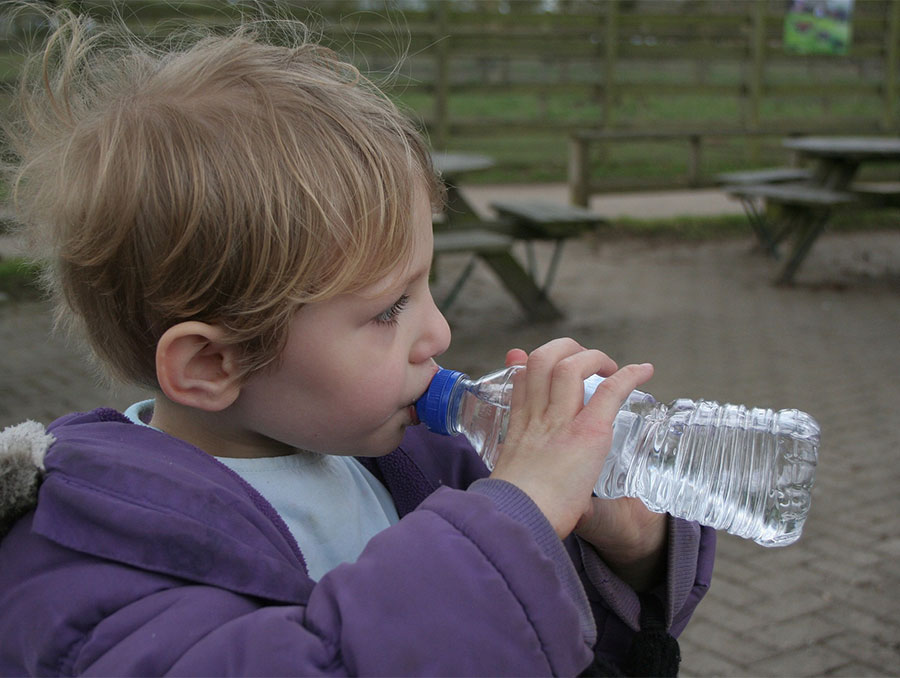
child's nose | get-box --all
[412,293,451,364]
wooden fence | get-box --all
[428,0,898,141]
[2,0,899,187]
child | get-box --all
[0,8,714,676]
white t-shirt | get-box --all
[123,400,399,581]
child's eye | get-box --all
[374,294,409,326]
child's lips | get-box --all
[407,365,438,426]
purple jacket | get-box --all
[0,409,714,676]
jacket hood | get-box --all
[1,409,315,604]
[0,419,54,537]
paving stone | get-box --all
[827,631,900,671]
[741,560,819,596]
[824,662,893,677]
[746,644,850,677]
[682,619,778,667]
[819,604,898,640]
[829,580,900,623]
[680,647,747,678]
[745,613,843,652]
[686,594,768,634]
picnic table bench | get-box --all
[718,168,820,255]
[725,183,858,207]
[723,182,858,278]
[851,181,900,207]
[723,137,900,284]
[715,167,813,185]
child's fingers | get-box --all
[583,363,654,423]
[592,357,620,378]
[521,338,585,416]
[546,349,618,417]
[505,348,528,367]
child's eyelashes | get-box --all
[374,294,409,326]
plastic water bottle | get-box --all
[415,365,819,546]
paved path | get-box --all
[2,187,899,676]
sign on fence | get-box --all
[784,0,854,55]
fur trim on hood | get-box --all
[0,420,54,538]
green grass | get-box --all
[605,207,900,241]
[0,256,42,301]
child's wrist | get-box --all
[579,516,668,592]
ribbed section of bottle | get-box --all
[601,400,819,546]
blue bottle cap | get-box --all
[415,368,465,435]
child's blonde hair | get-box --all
[5,8,442,387]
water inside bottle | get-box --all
[457,390,510,471]
[621,402,818,546]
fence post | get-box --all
[687,134,702,187]
[885,0,900,131]
[568,134,590,207]
[748,1,766,163]
[603,0,618,129]
[433,0,450,149]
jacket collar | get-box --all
[37,409,315,604]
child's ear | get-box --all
[155,322,242,412]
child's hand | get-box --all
[488,338,654,541]
[575,496,668,591]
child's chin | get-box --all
[357,429,407,458]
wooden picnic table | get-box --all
[430,151,561,320]
[431,152,496,228]
[725,136,900,284]
[430,151,605,320]
[783,136,900,189]
[432,151,495,177]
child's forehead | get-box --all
[353,212,433,302]
[355,244,430,302]
[355,266,411,302]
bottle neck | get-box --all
[444,377,469,436]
